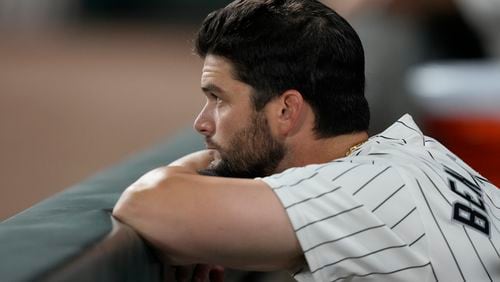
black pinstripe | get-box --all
[397,120,426,146]
[372,184,406,212]
[396,120,422,134]
[311,243,407,273]
[489,239,500,259]
[484,193,500,209]
[409,233,426,247]
[427,150,435,160]
[463,227,492,281]
[313,162,335,172]
[368,152,389,156]
[421,169,451,206]
[377,135,408,145]
[483,203,500,234]
[295,204,364,232]
[330,262,434,282]
[476,175,492,184]
[272,172,318,190]
[418,159,447,183]
[418,161,448,186]
[417,179,466,281]
[304,223,386,253]
[391,207,417,229]
[446,153,457,161]
[330,164,363,182]
[430,262,439,282]
[377,135,400,140]
[352,166,391,196]
[285,186,341,209]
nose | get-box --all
[193,103,215,137]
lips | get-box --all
[205,139,220,150]
[205,144,217,150]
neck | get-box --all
[275,131,368,173]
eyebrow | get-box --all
[201,83,225,95]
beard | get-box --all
[198,112,286,178]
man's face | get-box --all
[194,55,286,178]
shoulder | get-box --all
[261,158,404,194]
[261,160,429,281]
[260,160,410,227]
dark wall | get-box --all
[79,0,232,22]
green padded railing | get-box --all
[0,129,203,282]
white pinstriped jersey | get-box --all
[260,114,500,282]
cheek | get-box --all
[212,107,234,140]
[213,106,249,143]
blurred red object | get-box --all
[424,116,500,186]
[408,61,500,187]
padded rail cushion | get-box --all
[0,129,203,282]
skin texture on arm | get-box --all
[112,151,304,272]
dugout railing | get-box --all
[0,129,203,282]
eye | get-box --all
[209,93,222,103]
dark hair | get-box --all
[195,0,369,137]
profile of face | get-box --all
[194,55,286,178]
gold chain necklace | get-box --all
[345,140,367,157]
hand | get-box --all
[169,150,219,172]
[124,150,218,193]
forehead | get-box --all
[201,55,253,97]
[203,54,233,73]
[201,54,236,79]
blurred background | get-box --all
[1,0,499,221]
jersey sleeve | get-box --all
[260,161,433,281]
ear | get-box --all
[272,89,305,136]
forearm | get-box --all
[113,156,205,264]
[113,151,303,271]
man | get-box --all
[113,0,500,281]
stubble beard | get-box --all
[198,112,286,178]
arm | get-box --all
[112,150,304,271]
